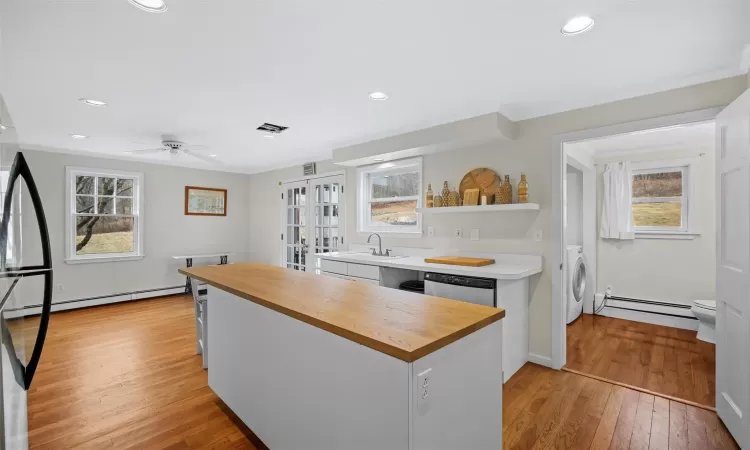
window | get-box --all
[65,167,144,263]
[357,157,422,234]
[631,163,691,234]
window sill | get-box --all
[65,254,145,264]
[357,230,423,239]
[635,231,699,240]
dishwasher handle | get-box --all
[424,272,496,289]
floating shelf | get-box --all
[417,203,540,214]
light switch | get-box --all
[470,229,480,241]
[428,226,434,237]
[534,229,543,241]
[454,228,462,238]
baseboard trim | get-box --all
[561,367,715,412]
[528,352,554,368]
[4,286,185,318]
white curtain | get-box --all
[600,162,634,240]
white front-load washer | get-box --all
[566,245,587,324]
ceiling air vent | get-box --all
[257,123,288,134]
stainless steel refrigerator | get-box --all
[0,151,53,450]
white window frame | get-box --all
[356,157,422,235]
[631,159,697,239]
[65,167,145,263]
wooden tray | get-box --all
[459,168,501,202]
[424,256,495,267]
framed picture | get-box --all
[185,186,227,216]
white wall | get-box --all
[247,75,747,360]
[596,147,716,305]
[565,165,583,247]
[10,149,251,307]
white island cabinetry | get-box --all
[181,263,505,450]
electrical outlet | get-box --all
[57,284,64,291]
[417,368,432,415]
[470,229,480,241]
[428,226,434,237]
[454,228,462,238]
[534,229,543,241]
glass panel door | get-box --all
[283,181,307,272]
[281,174,345,273]
[310,175,345,273]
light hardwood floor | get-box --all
[21,296,734,449]
[565,314,716,408]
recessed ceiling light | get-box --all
[79,98,108,107]
[70,134,89,139]
[263,135,275,139]
[369,92,388,101]
[372,157,385,162]
[0,125,6,130]
[127,0,168,13]
[209,154,217,157]
[561,16,595,35]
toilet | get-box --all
[691,300,716,344]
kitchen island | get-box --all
[179,263,505,450]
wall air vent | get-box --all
[257,123,289,134]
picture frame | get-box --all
[184,186,227,216]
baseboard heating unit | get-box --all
[594,295,698,331]
[4,285,184,319]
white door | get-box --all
[281,175,345,272]
[716,88,750,448]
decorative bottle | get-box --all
[441,181,450,200]
[496,175,512,204]
[504,175,513,204]
[447,185,460,207]
[518,173,529,203]
[426,183,434,208]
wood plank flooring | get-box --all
[23,295,260,450]
[503,364,737,450]
[565,314,715,408]
[20,296,734,449]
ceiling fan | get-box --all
[125,138,218,163]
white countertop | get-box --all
[315,252,542,280]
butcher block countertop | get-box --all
[179,263,505,362]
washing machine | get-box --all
[566,245,587,324]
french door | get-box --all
[716,88,750,448]
[281,174,345,272]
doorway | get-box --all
[551,109,721,409]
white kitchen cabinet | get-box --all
[320,271,380,285]
[320,259,348,276]
[346,262,380,281]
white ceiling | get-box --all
[568,121,716,158]
[0,0,747,173]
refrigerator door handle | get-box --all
[0,152,53,390]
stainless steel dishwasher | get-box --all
[423,272,496,307]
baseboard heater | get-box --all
[597,295,697,320]
[4,285,184,318]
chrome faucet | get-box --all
[367,233,386,256]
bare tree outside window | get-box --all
[369,172,419,226]
[75,175,135,254]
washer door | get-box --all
[572,256,587,303]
